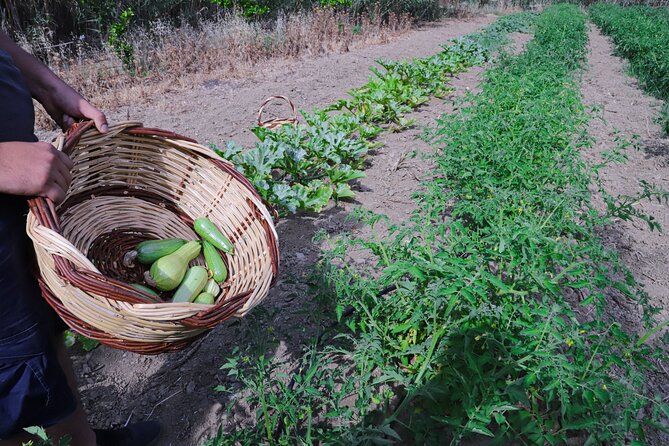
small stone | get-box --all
[186,381,196,394]
[295,252,306,262]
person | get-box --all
[0,31,160,446]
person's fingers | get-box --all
[50,168,69,193]
[53,157,73,191]
[79,100,108,133]
[44,181,66,204]
[55,149,74,170]
[62,114,76,130]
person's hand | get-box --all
[0,141,73,204]
[0,31,108,133]
[39,83,108,133]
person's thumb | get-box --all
[80,100,109,133]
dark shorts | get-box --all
[0,325,77,439]
[0,200,77,439]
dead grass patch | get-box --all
[23,8,411,130]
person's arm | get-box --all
[0,31,108,132]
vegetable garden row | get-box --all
[590,4,669,133]
[195,4,669,445]
[194,4,669,445]
[214,12,536,215]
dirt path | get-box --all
[69,16,507,446]
[90,15,496,148]
[350,32,530,225]
[581,26,669,444]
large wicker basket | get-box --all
[26,121,279,354]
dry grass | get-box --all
[23,7,412,130]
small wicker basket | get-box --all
[257,95,298,129]
[26,121,279,354]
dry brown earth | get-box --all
[581,26,669,446]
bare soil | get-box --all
[65,15,505,446]
[581,26,669,444]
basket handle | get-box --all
[257,95,298,129]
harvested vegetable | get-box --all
[204,279,220,298]
[130,283,159,297]
[130,283,161,302]
[148,241,201,291]
[203,240,227,283]
[123,238,186,267]
[172,265,208,303]
[193,292,215,305]
[194,217,234,254]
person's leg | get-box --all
[44,338,96,446]
[0,339,96,446]
[0,408,95,446]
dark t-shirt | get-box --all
[0,48,53,345]
[0,48,37,143]
[0,48,37,215]
[0,50,77,439]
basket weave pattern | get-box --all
[26,121,279,354]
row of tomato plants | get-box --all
[590,3,669,133]
[313,4,669,443]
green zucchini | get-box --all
[123,238,186,267]
[204,279,220,298]
[149,241,201,291]
[193,292,215,305]
[194,217,234,254]
[130,283,161,303]
[202,240,228,283]
[172,266,208,303]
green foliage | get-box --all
[213,13,537,215]
[209,343,363,445]
[210,0,271,17]
[63,330,101,352]
[660,103,669,134]
[600,178,669,232]
[207,5,669,444]
[590,4,669,134]
[21,427,71,446]
[107,6,135,71]
[325,11,537,128]
[318,0,352,7]
[3,0,438,45]
[216,116,369,214]
[349,0,441,21]
[312,4,668,443]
